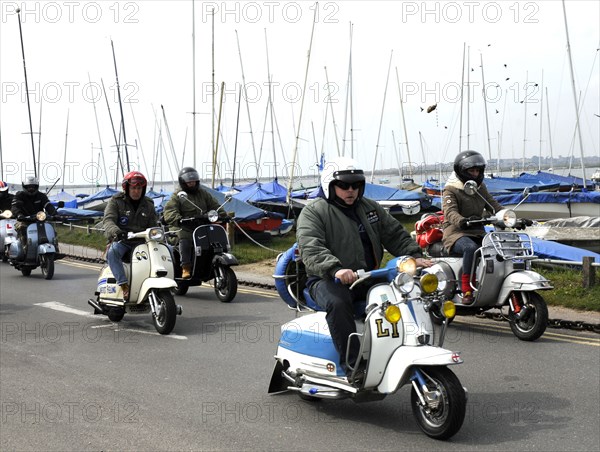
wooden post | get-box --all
[582,256,595,288]
[227,212,235,247]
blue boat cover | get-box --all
[50,189,78,208]
[77,186,120,206]
[494,190,600,206]
[517,171,594,190]
[57,207,104,218]
[232,179,287,203]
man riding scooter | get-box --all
[163,167,222,279]
[0,181,14,211]
[103,171,158,300]
[11,176,57,254]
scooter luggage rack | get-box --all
[486,232,536,260]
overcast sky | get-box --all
[1,0,599,187]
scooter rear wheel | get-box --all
[411,366,466,440]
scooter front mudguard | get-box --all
[213,252,238,266]
[376,346,463,394]
[136,277,178,303]
[38,243,56,255]
[497,270,553,306]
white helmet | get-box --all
[320,156,365,201]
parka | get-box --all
[103,192,158,242]
[296,196,422,280]
[162,185,221,241]
[442,172,503,252]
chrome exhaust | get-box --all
[87,298,104,313]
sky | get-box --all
[1,0,599,188]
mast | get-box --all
[391,130,402,180]
[235,30,258,176]
[522,71,528,173]
[545,87,554,170]
[111,40,130,172]
[16,8,37,177]
[341,22,354,157]
[371,49,393,183]
[562,0,587,182]
[286,2,317,203]
[466,46,471,150]
[61,110,69,190]
[37,99,42,177]
[395,67,412,181]
[324,66,341,156]
[480,53,493,169]
[211,6,215,170]
[538,70,544,171]
[192,0,197,167]
[458,42,466,153]
[89,73,109,186]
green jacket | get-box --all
[162,185,221,240]
[442,172,503,251]
[103,192,158,242]
[297,196,422,279]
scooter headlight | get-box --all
[393,272,414,294]
[207,210,219,223]
[36,211,47,221]
[396,256,417,277]
[498,209,517,227]
[148,228,164,241]
[420,273,439,294]
[442,301,456,319]
[384,305,401,324]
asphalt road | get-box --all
[1,259,599,451]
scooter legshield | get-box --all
[376,347,462,394]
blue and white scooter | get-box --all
[270,250,467,440]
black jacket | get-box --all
[11,190,56,218]
[0,192,14,211]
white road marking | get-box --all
[34,301,188,340]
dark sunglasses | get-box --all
[335,181,364,190]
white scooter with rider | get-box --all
[271,253,467,440]
[422,180,552,341]
[88,224,183,335]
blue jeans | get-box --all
[452,236,482,274]
[106,241,134,286]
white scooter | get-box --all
[88,226,182,335]
[0,210,17,262]
[269,256,467,440]
[423,181,553,341]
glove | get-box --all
[515,218,533,230]
[178,218,194,225]
[17,215,25,221]
[115,231,128,241]
[458,216,480,230]
[522,218,534,226]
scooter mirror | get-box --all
[463,180,478,196]
[0,210,12,219]
[177,191,188,199]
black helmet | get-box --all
[454,150,486,185]
[22,175,39,196]
[178,167,200,193]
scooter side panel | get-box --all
[38,243,56,254]
[277,313,345,377]
[376,347,462,394]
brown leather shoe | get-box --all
[120,283,130,301]
[462,291,474,305]
[182,265,192,279]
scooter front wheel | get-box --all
[214,266,237,303]
[508,291,548,341]
[411,366,466,440]
[152,289,177,335]
[40,253,55,280]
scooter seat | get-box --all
[303,288,367,319]
[427,242,461,258]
